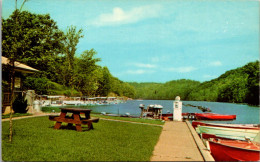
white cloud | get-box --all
[150,55,170,63]
[203,74,217,79]
[209,61,222,66]
[133,63,157,68]
[162,66,197,73]
[91,4,162,26]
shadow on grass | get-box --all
[49,125,93,132]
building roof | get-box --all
[2,56,39,73]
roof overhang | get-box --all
[2,56,39,73]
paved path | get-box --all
[1,113,58,122]
[151,121,214,161]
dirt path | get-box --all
[150,121,213,161]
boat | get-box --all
[195,113,236,120]
[196,125,259,141]
[192,121,260,130]
[207,138,260,161]
[161,113,236,121]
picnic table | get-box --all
[49,108,99,131]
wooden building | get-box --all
[2,56,39,114]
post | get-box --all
[139,104,145,118]
[173,96,182,121]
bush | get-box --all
[13,93,28,113]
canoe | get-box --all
[195,113,236,120]
[192,121,260,130]
[196,125,259,141]
[208,138,260,161]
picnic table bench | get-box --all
[49,108,99,131]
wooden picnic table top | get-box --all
[59,108,92,113]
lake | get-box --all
[85,100,259,124]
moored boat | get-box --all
[192,121,260,130]
[196,125,259,141]
[195,113,236,120]
[208,138,260,161]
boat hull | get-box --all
[195,113,236,120]
[196,125,259,141]
[192,121,260,130]
[209,139,260,161]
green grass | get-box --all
[2,116,162,161]
[92,114,165,125]
[2,113,32,119]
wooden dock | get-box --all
[151,121,214,161]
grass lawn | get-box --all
[92,114,164,125]
[2,116,162,161]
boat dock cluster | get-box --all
[139,104,163,119]
[36,95,126,107]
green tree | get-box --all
[97,66,112,96]
[73,49,101,96]
[62,26,83,87]
[243,61,259,105]
[2,11,65,76]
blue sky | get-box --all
[2,0,259,83]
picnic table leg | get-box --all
[54,111,67,130]
[88,122,94,130]
[85,112,90,119]
[75,124,82,131]
[54,122,62,129]
[73,113,82,132]
[67,114,74,127]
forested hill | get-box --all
[129,61,259,105]
[129,80,200,100]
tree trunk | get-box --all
[9,60,15,142]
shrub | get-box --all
[13,93,28,113]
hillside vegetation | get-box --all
[129,61,259,105]
[129,80,200,100]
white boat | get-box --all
[196,125,260,141]
[63,100,82,106]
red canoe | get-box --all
[192,121,260,130]
[208,138,260,161]
[195,113,236,120]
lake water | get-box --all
[85,100,259,124]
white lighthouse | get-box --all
[173,96,182,121]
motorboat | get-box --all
[192,121,260,130]
[207,138,260,161]
[196,125,259,141]
[195,113,236,120]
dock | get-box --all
[151,120,214,161]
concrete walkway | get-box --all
[151,121,214,161]
[1,112,58,122]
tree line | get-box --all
[2,10,135,98]
[129,61,259,105]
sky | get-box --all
[2,0,259,83]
